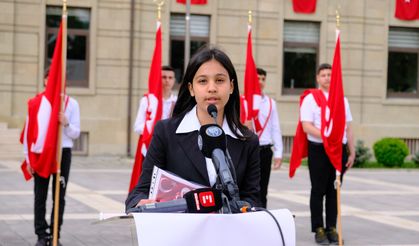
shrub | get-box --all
[373,138,409,167]
[412,152,419,165]
[401,162,416,168]
[354,140,372,167]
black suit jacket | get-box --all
[125,115,261,211]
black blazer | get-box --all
[125,115,261,211]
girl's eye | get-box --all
[198,79,207,84]
[216,79,225,84]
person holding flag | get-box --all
[299,63,354,244]
[20,7,80,243]
[255,67,283,209]
[22,67,80,246]
[133,66,177,137]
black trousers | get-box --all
[34,148,71,239]
[308,142,347,232]
[259,145,273,208]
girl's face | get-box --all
[188,59,234,123]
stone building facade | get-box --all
[1,0,418,157]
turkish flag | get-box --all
[239,95,248,124]
[21,22,65,179]
[21,94,42,180]
[176,0,207,4]
[395,0,419,20]
[243,25,262,131]
[289,89,322,178]
[321,30,346,173]
[129,22,163,193]
[292,0,317,14]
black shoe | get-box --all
[327,227,343,245]
[35,237,50,246]
[315,227,329,245]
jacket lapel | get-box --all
[225,136,244,171]
[176,131,210,185]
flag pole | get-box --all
[52,1,67,245]
[184,0,191,72]
[334,7,343,246]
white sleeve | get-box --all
[300,94,314,122]
[344,97,353,122]
[134,97,148,135]
[270,99,283,158]
[63,98,81,140]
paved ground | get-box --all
[1,156,419,246]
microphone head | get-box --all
[183,188,223,213]
[198,124,226,158]
[207,104,218,118]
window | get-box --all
[387,27,419,98]
[46,6,91,88]
[283,21,320,95]
[72,131,88,156]
[170,14,210,82]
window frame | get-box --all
[169,13,210,81]
[45,6,91,88]
[387,46,419,98]
[282,21,320,95]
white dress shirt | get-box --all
[176,105,242,186]
[300,91,353,144]
[257,95,284,159]
[134,94,177,135]
[62,96,81,148]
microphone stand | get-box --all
[209,110,242,213]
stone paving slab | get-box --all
[1,156,419,245]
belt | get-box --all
[259,144,273,149]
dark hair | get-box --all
[256,68,266,76]
[173,46,252,140]
[317,63,332,74]
[44,67,50,79]
[162,65,175,72]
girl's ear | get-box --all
[230,79,234,94]
[188,82,194,97]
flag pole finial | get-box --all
[335,9,340,29]
[63,0,67,14]
[248,10,252,24]
[154,0,165,20]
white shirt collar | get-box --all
[164,93,177,103]
[176,105,241,139]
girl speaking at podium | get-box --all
[126,47,261,211]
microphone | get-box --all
[207,104,218,121]
[197,105,253,213]
[198,124,226,160]
[127,188,223,214]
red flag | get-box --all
[21,23,64,179]
[292,0,317,14]
[289,89,323,178]
[239,95,248,124]
[129,22,163,192]
[321,30,345,173]
[395,0,419,20]
[176,0,207,4]
[243,25,262,131]
[20,94,42,180]
[289,90,312,178]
